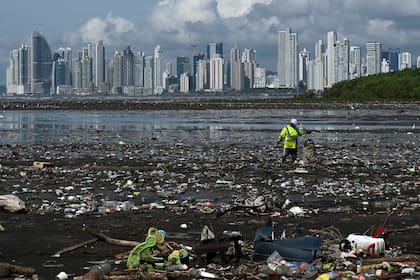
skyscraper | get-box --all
[31,31,52,94]
[95,40,105,91]
[326,31,337,87]
[350,46,361,79]
[176,56,191,89]
[123,46,134,86]
[134,51,145,88]
[298,48,309,88]
[210,55,224,91]
[230,46,244,91]
[335,38,349,83]
[153,45,164,94]
[144,56,154,94]
[192,52,205,91]
[366,42,381,76]
[398,52,412,70]
[277,29,298,88]
[242,48,256,89]
[207,43,223,59]
[196,59,209,91]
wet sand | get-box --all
[0,100,419,279]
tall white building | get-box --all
[254,66,266,88]
[95,40,105,91]
[242,48,256,89]
[196,59,209,91]
[298,48,309,88]
[326,31,337,87]
[153,45,164,94]
[366,42,381,76]
[210,56,224,91]
[180,72,190,93]
[417,56,420,68]
[349,46,361,79]
[335,38,349,83]
[398,52,412,70]
[277,29,298,88]
[381,58,390,73]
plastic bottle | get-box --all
[89,262,112,275]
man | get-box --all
[277,119,309,163]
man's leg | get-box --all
[291,149,297,162]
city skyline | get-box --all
[2,0,420,85]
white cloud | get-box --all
[64,13,135,46]
[216,0,272,18]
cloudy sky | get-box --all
[1,0,420,84]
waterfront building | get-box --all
[176,56,191,89]
[350,46,361,79]
[143,56,154,94]
[123,46,134,86]
[196,59,209,91]
[207,42,223,60]
[242,48,256,89]
[193,52,205,91]
[398,52,412,70]
[210,55,224,91]
[254,66,266,88]
[180,72,190,93]
[335,38,349,83]
[134,51,145,88]
[326,31,337,87]
[230,46,244,90]
[95,40,105,91]
[366,42,381,76]
[298,48,309,89]
[30,31,52,94]
[153,45,164,94]
[277,28,298,88]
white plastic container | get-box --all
[346,234,385,256]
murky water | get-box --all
[0,108,418,145]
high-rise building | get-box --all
[210,55,224,91]
[31,31,52,94]
[335,38,349,83]
[153,45,164,94]
[242,48,256,89]
[381,48,400,71]
[381,58,390,73]
[366,42,381,76]
[196,59,209,91]
[144,56,154,94]
[254,66,266,88]
[326,31,337,87]
[207,42,223,59]
[192,52,205,91]
[57,47,72,86]
[111,51,123,93]
[123,46,134,86]
[95,40,105,90]
[134,51,145,88]
[398,52,412,70]
[176,56,191,89]
[417,56,420,68]
[350,46,361,79]
[299,48,309,89]
[277,28,298,88]
[180,72,190,93]
[230,46,244,91]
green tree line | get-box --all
[322,68,420,100]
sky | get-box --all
[1,0,420,85]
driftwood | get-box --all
[0,262,36,275]
[86,227,140,247]
[52,238,99,257]
[362,254,420,265]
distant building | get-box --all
[153,45,164,94]
[298,48,309,89]
[30,31,53,94]
[176,56,191,89]
[254,66,266,88]
[417,56,420,68]
[335,38,349,83]
[143,56,154,94]
[381,58,390,73]
[277,28,298,88]
[242,48,257,89]
[349,46,361,79]
[207,42,223,60]
[398,52,412,70]
[180,72,190,93]
[210,55,224,91]
[196,59,209,91]
[326,31,337,87]
[95,40,105,91]
[230,46,244,90]
[192,52,205,91]
[366,42,381,76]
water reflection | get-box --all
[0,109,418,145]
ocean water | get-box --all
[0,107,418,145]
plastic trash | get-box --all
[0,194,26,213]
[55,271,68,280]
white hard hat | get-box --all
[290,119,298,126]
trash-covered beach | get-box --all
[0,99,419,279]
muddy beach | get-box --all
[0,99,419,279]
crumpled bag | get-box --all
[0,194,26,213]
